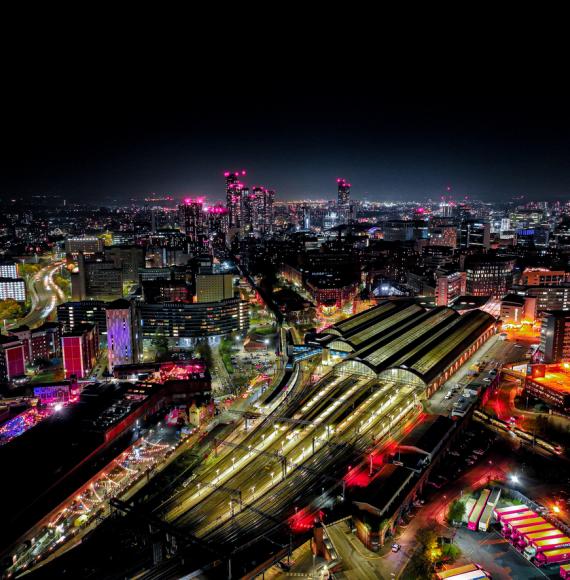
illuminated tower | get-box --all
[207,204,229,249]
[106,299,140,370]
[337,178,351,206]
[264,189,275,233]
[178,197,205,242]
[225,170,247,229]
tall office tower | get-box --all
[61,323,99,379]
[263,189,275,233]
[207,205,229,249]
[178,197,205,242]
[225,170,247,229]
[105,299,140,370]
[337,178,351,206]
[244,186,275,234]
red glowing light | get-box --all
[288,508,322,533]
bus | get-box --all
[479,488,502,532]
[468,489,491,531]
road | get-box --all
[8,261,66,329]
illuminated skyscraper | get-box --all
[245,186,274,234]
[207,205,229,249]
[225,170,246,229]
[337,178,351,206]
[178,197,205,242]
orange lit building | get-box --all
[525,363,570,412]
[521,268,569,286]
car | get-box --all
[473,449,485,455]
[514,344,524,348]
[449,450,460,457]
[392,543,401,553]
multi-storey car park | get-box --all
[141,300,497,575]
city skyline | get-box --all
[3,85,570,202]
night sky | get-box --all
[2,77,570,203]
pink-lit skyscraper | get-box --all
[225,170,246,229]
[178,197,205,242]
[337,178,351,207]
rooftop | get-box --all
[316,300,495,385]
[529,364,570,395]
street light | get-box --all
[510,474,519,484]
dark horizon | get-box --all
[3,81,570,203]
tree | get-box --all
[0,299,25,322]
[379,518,391,546]
[447,499,466,524]
[195,342,213,367]
[405,528,440,578]
[151,336,169,362]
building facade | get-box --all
[106,299,141,371]
[539,311,570,363]
[0,278,26,302]
[57,300,108,334]
[0,335,26,383]
[435,271,466,306]
[195,274,234,303]
[62,323,99,379]
[138,298,249,339]
[464,256,515,297]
